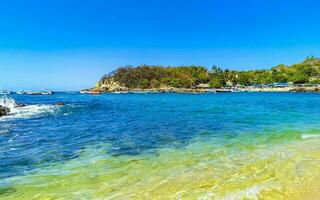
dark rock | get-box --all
[0,106,10,117]
[56,102,65,106]
[15,103,27,108]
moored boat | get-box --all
[22,90,54,95]
[41,91,54,95]
[0,90,12,95]
[80,90,101,94]
[88,91,101,95]
[80,90,90,94]
[16,90,27,94]
[27,91,42,95]
[216,89,233,92]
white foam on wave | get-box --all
[0,129,9,134]
[301,134,320,139]
[0,96,16,110]
[0,96,59,120]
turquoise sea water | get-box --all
[0,92,320,199]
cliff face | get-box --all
[94,78,128,92]
[93,77,209,93]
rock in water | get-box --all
[15,103,27,108]
[56,102,65,106]
[0,106,10,117]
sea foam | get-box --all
[301,134,320,139]
[0,96,58,120]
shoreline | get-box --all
[89,85,320,94]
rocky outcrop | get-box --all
[95,78,128,92]
[55,102,65,106]
[0,106,10,117]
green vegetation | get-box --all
[100,56,320,89]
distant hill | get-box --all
[95,56,320,91]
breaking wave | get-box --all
[0,96,59,120]
[301,134,320,139]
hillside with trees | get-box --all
[97,56,320,90]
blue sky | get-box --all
[1,0,320,90]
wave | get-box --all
[301,134,320,139]
[0,96,16,110]
[0,96,59,120]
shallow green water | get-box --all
[1,92,320,199]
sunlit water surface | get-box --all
[0,92,320,199]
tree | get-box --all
[98,57,320,89]
[209,78,223,88]
[289,72,308,84]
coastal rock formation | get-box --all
[0,106,10,117]
[95,78,128,92]
[91,57,320,93]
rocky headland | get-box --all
[87,57,320,94]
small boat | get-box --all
[80,90,101,94]
[88,91,101,95]
[113,91,129,94]
[216,89,233,93]
[16,91,26,95]
[206,89,217,93]
[41,91,54,95]
[24,90,54,95]
[80,90,90,94]
[26,91,42,95]
[0,90,12,95]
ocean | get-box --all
[0,92,320,199]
